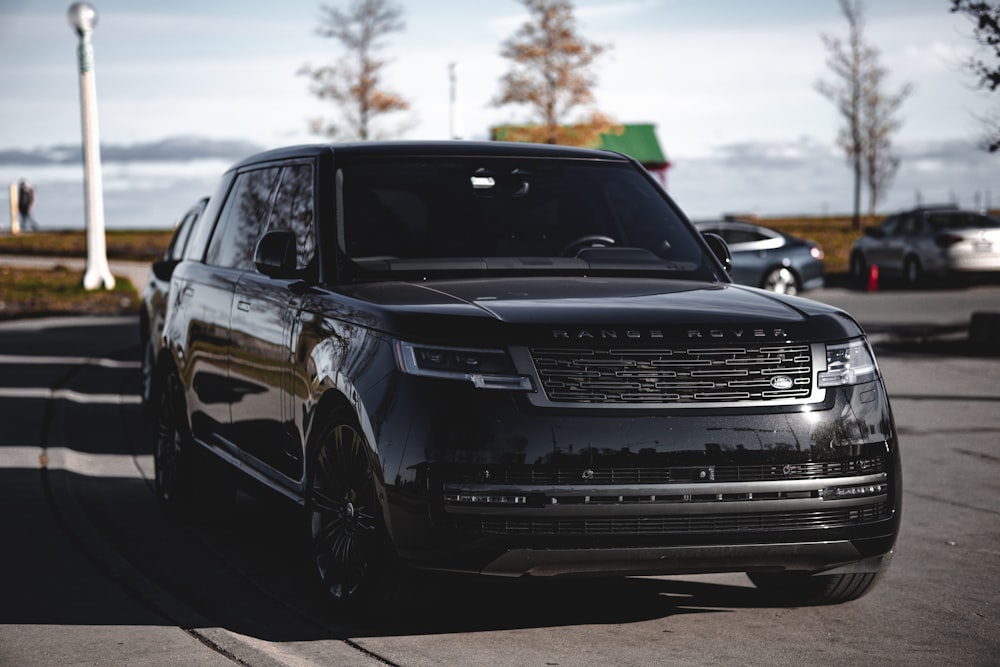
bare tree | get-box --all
[861,61,914,216]
[816,0,911,228]
[299,0,410,140]
[493,0,617,146]
[950,0,1000,151]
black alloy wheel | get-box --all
[762,267,800,295]
[307,416,399,617]
[153,372,187,509]
[153,372,234,519]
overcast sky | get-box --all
[0,0,997,229]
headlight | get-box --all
[817,338,880,388]
[394,341,534,391]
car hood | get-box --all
[326,277,861,344]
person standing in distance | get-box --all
[17,179,38,231]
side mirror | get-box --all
[151,258,180,282]
[702,232,732,275]
[254,230,298,278]
[864,226,885,239]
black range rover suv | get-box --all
[153,141,900,617]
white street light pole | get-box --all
[449,62,463,141]
[68,2,114,291]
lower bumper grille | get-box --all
[449,503,890,536]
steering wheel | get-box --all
[560,235,616,257]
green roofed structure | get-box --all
[597,123,670,185]
[492,122,671,187]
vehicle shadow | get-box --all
[52,464,795,641]
[366,572,769,636]
[161,484,786,639]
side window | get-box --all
[206,167,281,270]
[166,202,204,261]
[972,214,1000,229]
[184,174,234,262]
[268,163,316,272]
[879,216,900,236]
[722,229,761,245]
[900,215,933,236]
[926,213,953,232]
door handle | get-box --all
[237,300,251,312]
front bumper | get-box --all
[372,373,901,577]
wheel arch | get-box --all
[304,388,394,536]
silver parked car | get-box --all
[850,206,1000,286]
[694,220,825,295]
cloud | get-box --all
[668,135,998,219]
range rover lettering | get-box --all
[153,142,901,619]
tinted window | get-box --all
[184,174,234,262]
[206,167,281,270]
[900,215,924,235]
[166,202,204,261]
[336,157,706,275]
[268,163,316,272]
[972,214,1000,228]
[878,216,900,236]
[720,228,766,245]
[929,212,1000,230]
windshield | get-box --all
[333,156,715,280]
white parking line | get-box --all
[0,314,139,331]
[0,354,140,369]
[0,387,142,405]
[0,446,152,479]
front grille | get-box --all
[450,503,890,536]
[530,344,813,404]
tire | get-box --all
[153,372,235,520]
[307,412,402,620]
[903,256,923,287]
[748,570,883,605]
[762,267,799,295]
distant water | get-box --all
[3,147,995,231]
[1,159,230,232]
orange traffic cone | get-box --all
[867,265,879,292]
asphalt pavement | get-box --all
[0,316,241,667]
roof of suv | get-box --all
[228,141,633,171]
